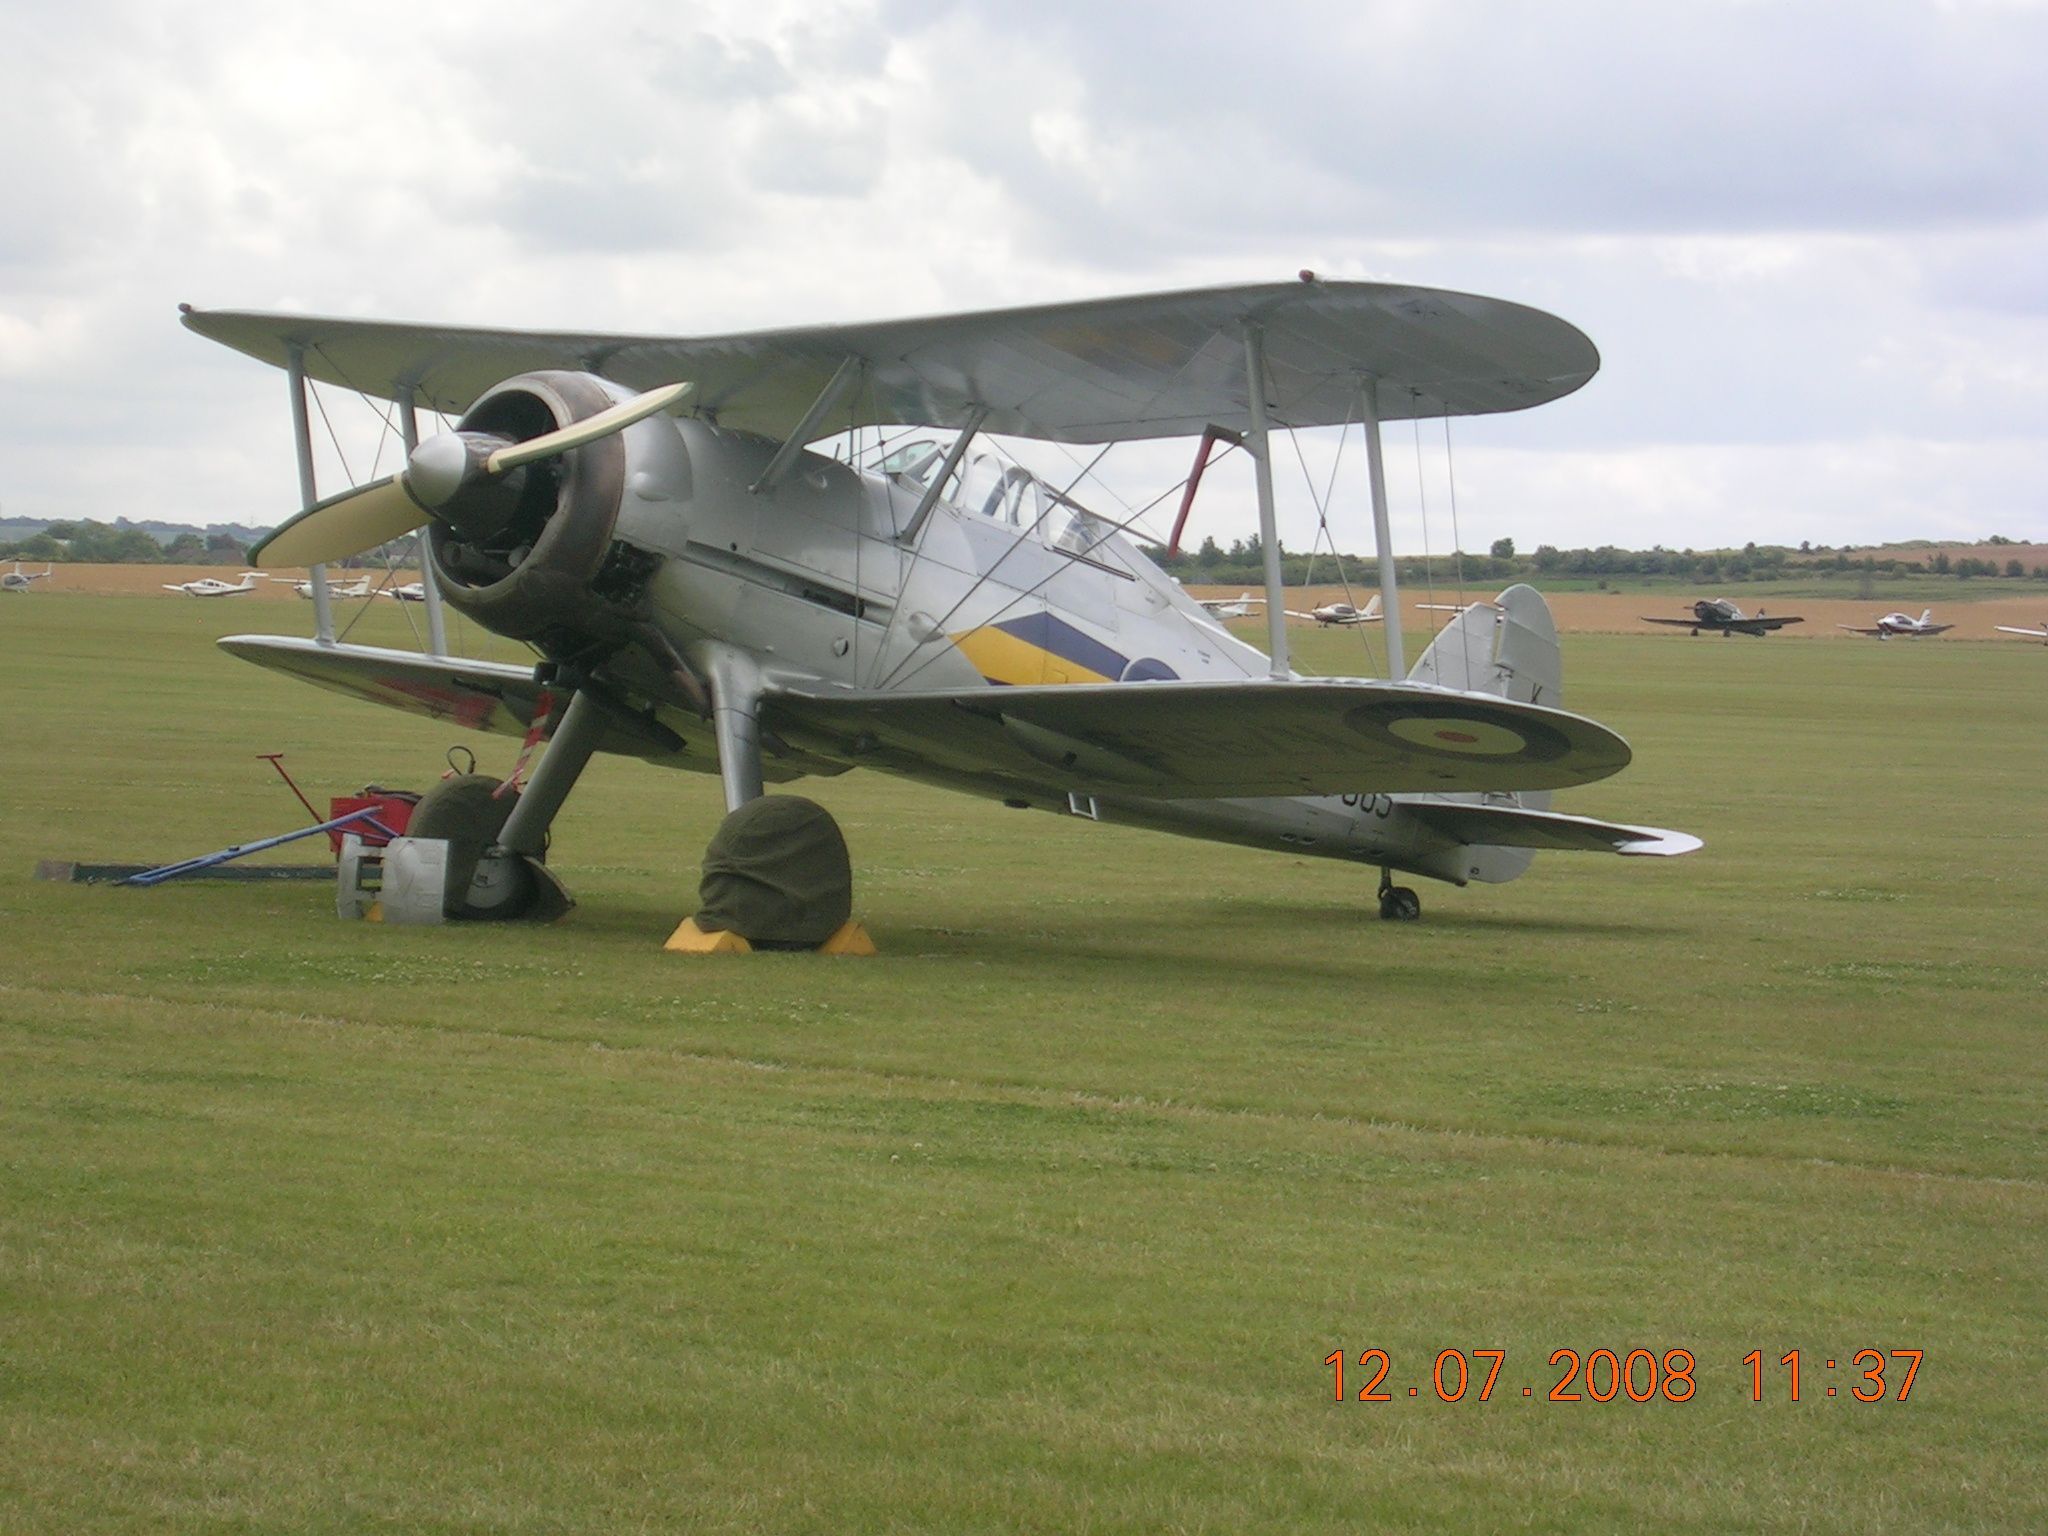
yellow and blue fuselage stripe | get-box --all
[950,613,1177,687]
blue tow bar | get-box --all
[122,807,404,887]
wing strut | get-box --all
[898,406,990,546]
[1241,323,1290,679]
[751,356,863,493]
[285,344,336,646]
[1358,374,1406,678]
[395,390,451,658]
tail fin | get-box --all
[1407,583,1561,709]
[1362,593,1382,621]
[1920,609,1933,626]
[1404,585,1566,882]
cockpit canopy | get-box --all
[880,439,1123,565]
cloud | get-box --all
[0,0,2042,551]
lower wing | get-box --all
[763,677,1634,800]
[215,634,708,768]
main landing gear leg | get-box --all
[466,690,607,921]
[1377,865,1421,922]
[707,649,767,812]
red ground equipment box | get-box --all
[326,790,419,854]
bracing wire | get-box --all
[1412,406,1437,623]
[1443,413,1468,617]
[1283,412,1380,677]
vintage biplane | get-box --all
[183,278,1698,924]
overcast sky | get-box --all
[3,0,2044,560]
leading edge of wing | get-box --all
[763,677,1633,799]
[180,279,1597,446]
[216,634,688,763]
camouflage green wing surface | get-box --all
[764,678,1632,801]
[216,635,696,765]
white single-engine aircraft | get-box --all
[2,561,54,592]
[1286,594,1383,627]
[164,571,264,597]
[273,574,373,599]
[1836,608,1953,639]
[184,279,1699,924]
[1196,591,1266,620]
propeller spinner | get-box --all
[250,381,691,569]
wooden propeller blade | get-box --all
[251,475,432,569]
[486,381,692,475]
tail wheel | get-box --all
[1379,886,1422,922]
[405,772,540,919]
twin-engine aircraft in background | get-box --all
[1837,608,1953,639]
[1286,594,1383,627]
[184,278,1698,925]
[2,561,54,592]
[164,572,264,597]
[1642,598,1803,637]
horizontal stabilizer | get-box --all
[1403,799,1701,856]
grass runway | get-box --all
[2,595,2045,1531]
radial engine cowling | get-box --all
[424,370,659,650]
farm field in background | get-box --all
[1,594,2044,1531]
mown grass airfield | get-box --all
[3,591,2044,1531]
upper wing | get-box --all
[180,280,1597,447]
[1401,800,1701,856]
[762,677,1632,800]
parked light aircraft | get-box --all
[1196,591,1265,620]
[1995,622,2047,642]
[1836,608,1953,639]
[1642,598,1802,637]
[2,561,54,592]
[379,582,429,603]
[1286,594,1383,626]
[184,279,1699,924]
[163,572,263,597]
[273,575,372,599]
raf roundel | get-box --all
[1384,716,1529,757]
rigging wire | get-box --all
[1412,405,1437,624]
[1282,411,1379,676]
[1443,412,1468,615]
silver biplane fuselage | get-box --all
[545,414,1515,886]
